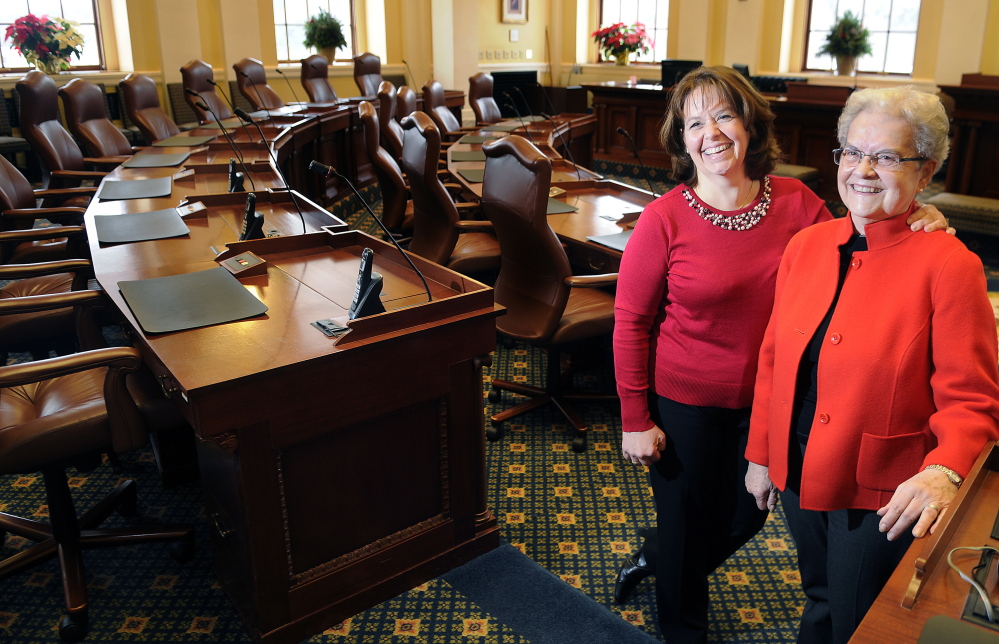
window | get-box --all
[274,0,355,64]
[599,0,669,64]
[0,0,104,72]
[805,0,921,74]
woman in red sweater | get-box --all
[745,87,999,644]
[612,68,949,644]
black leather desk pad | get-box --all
[481,123,520,132]
[152,134,215,147]
[122,152,191,168]
[457,168,485,183]
[546,198,578,214]
[459,135,500,144]
[450,150,487,162]
[93,209,190,243]
[918,616,999,643]
[97,176,173,201]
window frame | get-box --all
[0,0,106,73]
[274,0,357,65]
[802,0,921,76]
[596,0,670,65]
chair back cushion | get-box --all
[376,81,404,161]
[469,72,502,124]
[300,55,337,103]
[359,101,408,231]
[179,59,233,124]
[233,58,284,111]
[399,111,459,265]
[15,71,86,173]
[353,52,383,96]
[119,74,180,143]
[396,85,417,122]
[0,153,39,214]
[422,79,461,134]
[59,79,132,157]
[481,135,571,341]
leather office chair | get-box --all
[179,59,233,124]
[469,72,503,125]
[0,294,195,641]
[422,79,473,142]
[396,85,417,122]
[480,135,618,452]
[358,101,411,235]
[353,52,383,97]
[59,79,135,158]
[399,111,499,274]
[233,58,284,111]
[300,55,337,103]
[376,81,404,162]
[119,73,181,144]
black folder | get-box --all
[92,209,190,244]
[450,150,487,162]
[482,123,520,132]
[118,267,268,334]
[96,176,173,201]
[121,152,191,168]
[546,198,578,214]
[152,134,215,147]
[457,168,485,183]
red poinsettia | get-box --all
[591,22,653,61]
[4,13,85,72]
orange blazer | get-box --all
[746,212,999,512]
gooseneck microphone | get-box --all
[535,81,561,119]
[512,86,534,117]
[617,126,658,198]
[308,160,432,304]
[237,70,273,122]
[235,107,306,234]
[274,68,303,106]
[402,59,416,87]
[207,79,257,142]
[541,113,582,181]
[502,93,537,146]
[186,88,256,191]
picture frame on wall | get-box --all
[501,0,527,24]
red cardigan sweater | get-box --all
[614,177,830,433]
[746,210,999,512]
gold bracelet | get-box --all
[925,464,963,488]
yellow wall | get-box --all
[478,0,550,64]
[983,0,999,74]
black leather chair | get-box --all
[59,79,136,158]
[396,85,417,122]
[480,135,618,452]
[376,81,404,162]
[119,73,181,144]
[469,72,503,125]
[179,59,233,124]
[422,79,473,143]
[353,52,383,97]
[233,58,284,111]
[300,54,337,103]
[358,101,411,235]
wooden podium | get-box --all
[851,441,999,642]
[97,228,501,644]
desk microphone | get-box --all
[535,81,561,118]
[617,126,658,198]
[309,160,432,304]
[187,88,256,191]
[541,113,581,181]
[238,70,274,123]
[235,108,306,234]
[309,62,340,106]
[402,59,416,87]
[512,85,534,116]
[207,79,257,142]
[502,93,537,146]
[274,68,304,107]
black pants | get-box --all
[641,396,769,644]
[779,486,914,644]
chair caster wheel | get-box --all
[486,423,503,441]
[169,534,196,563]
[59,613,88,642]
[571,436,587,453]
[488,388,501,403]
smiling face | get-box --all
[839,110,938,231]
[681,88,751,183]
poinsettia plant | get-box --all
[4,14,85,73]
[591,22,653,61]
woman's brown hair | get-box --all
[659,66,781,187]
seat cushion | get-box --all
[448,232,500,274]
[0,273,73,347]
[9,238,70,264]
[550,287,616,345]
[0,368,108,473]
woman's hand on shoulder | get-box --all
[907,203,956,235]
[877,468,959,541]
[622,425,667,467]
[746,462,777,511]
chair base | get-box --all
[0,474,194,643]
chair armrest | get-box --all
[0,225,85,243]
[0,257,92,280]
[0,345,140,389]
[34,186,98,198]
[3,206,87,221]
[565,273,619,288]
[454,202,481,218]
[0,287,101,316]
[83,156,129,167]
[455,219,493,231]
[51,169,110,180]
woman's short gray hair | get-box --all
[837,86,950,166]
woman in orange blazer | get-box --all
[745,86,999,644]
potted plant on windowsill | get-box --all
[818,10,872,76]
[4,13,84,74]
[303,9,347,64]
[591,23,653,66]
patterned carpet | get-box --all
[0,164,991,643]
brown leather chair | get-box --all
[396,85,417,122]
[353,52,383,97]
[300,54,337,103]
[480,135,618,452]
[0,308,194,641]
[15,71,116,189]
[469,72,503,125]
[118,73,181,144]
[358,101,411,235]
[399,111,499,274]
[179,59,233,124]
[422,79,471,141]
[376,81,404,162]
[233,58,284,111]
[59,79,135,158]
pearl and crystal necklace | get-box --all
[682,176,772,231]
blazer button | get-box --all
[850,257,862,269]
[818,413,830,424]
[830,333,842,344]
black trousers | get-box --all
[779,486,914,644]
[641,396,769,644]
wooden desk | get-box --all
[852,442,999,643]
[939,83,999,199]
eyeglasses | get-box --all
[832,148,926,171]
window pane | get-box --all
[287,24,308,60]
[806,31,834,70]
[285,0,309,23]
[29,0,65,18]
[884,31,916,74]
[275,25,288,61]
[838,0,865,20]
[864,1,891,31]
[74,23,99,66]
[891,0,920,31]
[858,30,887,73]
[804,0,921,75]
[598,0,669,62]
[809,0,837,31]
[70,1,95,23]
[0,2,30,23]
